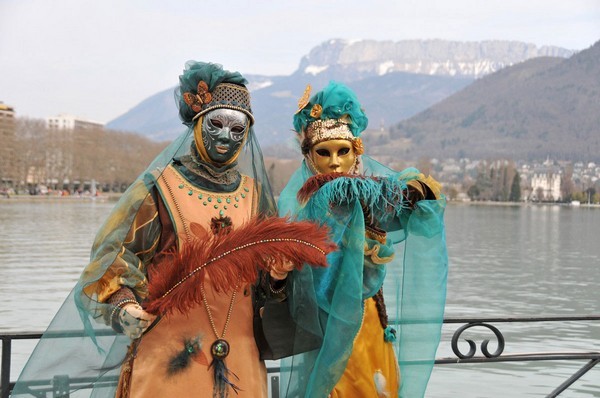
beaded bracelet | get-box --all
[269,279,287,295]
[109,298,139,322]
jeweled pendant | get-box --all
[211,339,230,359]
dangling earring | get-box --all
[349,156,361,175]
[305,153,320,175]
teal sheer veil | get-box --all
[12,62,275,398]
[278,158,447,398]
[277,81,447,398]
[11,132,191,398]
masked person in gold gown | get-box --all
[278,82,448,398]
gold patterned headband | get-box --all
[305,119,354,145]
[304,118,364,155]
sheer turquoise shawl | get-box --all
[278,156,448,398]
[10,131,191,398]
[11,126,275,397]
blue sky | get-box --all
[1,0,598,123]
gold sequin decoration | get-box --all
[305,118,355,146]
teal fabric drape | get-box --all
[278,156,448,398]
[11,126,276,398]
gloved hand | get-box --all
[118,303,156,339]
[407,185,425,206]
[406,181,426,208]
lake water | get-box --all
[0,199,599,397]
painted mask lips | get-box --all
[216,145,229,154]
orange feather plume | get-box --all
[144,216,336,316]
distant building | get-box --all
[0,102,16,186]
[530,159,562,202]
[45,114,103,130]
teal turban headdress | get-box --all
[293,81,368,155]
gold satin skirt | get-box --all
[330,297,400,398]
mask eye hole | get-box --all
[210,119,223,128]
[316,149,330,157]
[231,126,245,133]
[338,147,350,156]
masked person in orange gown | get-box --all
[11,62,334,398]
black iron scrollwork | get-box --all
[451,322,505,359]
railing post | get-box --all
[52,375,70,398]
[1,336,11,398]
[270,375,280,398]
[546,358,600,398]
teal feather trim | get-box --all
[301,174,410,223]
[384,326,397,342]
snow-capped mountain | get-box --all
[297,39,574,78]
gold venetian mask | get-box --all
[309,139,357,174]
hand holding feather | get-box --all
[119,303,157,339]
[266,258,296,280]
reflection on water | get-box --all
[0,200,599,397]
[429,204,600,397]
[0,200,113,331]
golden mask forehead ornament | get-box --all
[295,84,312,114]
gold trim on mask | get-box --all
[193,116,249,167]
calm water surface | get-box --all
[0,199,599,397]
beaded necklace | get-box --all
[199,277,240,362]
[172,171,251,218]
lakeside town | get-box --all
[3,155,599,206]
[426,156,600,204]
[1,106,599,205]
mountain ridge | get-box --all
[370,41,600,162]
[105,38,581,160]
[298,39,573,78]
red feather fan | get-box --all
[144,216,336,316]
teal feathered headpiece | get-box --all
[293,81,368,154]
[176,61,254,127]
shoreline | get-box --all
[2,194,599,208]
[449,200,600,208]
[0,193,121,203]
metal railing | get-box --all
[435,316,600,397]
[2,315,599,398]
